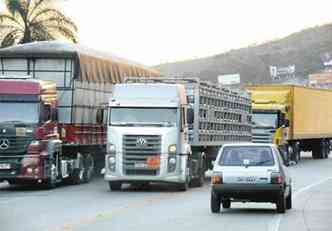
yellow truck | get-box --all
[247,85,332,163]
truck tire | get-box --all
[109,182,122,191]
[323,141,329,159]
[210,192,221,213]
[286,187,292,210]
[191,169,204,187]
[276,193,286,213]
[222,199,231,209]
[83,154,94,183]
[291,143,300,164]
[190,154,205,188]
[44,163,57,190]
[312,142,322,159]
[178,178,189,191]
[70,155,84,185]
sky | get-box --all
[2,0,332,66]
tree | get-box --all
[0,0,78,47]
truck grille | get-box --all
[252,133,273,143]
[122,135,161,176]
[0,135,32,155]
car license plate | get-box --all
[0,163,11,170]
[237,176,256,183]
[134,163,148,169]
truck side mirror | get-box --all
[43,104,51,122]
[51,108,58,121]
[96,108,104,124]
[283,119,290,127]
[187,108,194,124]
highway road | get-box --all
[1,153,331,231]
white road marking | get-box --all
[269,176,332,231]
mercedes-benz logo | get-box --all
[0,139,10,150]
[136,137,147,147]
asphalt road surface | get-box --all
[1,153,332,231]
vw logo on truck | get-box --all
[0,139,10,150]
[136,137,147,147]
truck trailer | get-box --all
[0,41,159,188]
[247,84,332,163]
[104,77,252,191]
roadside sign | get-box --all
[270,65,296,80]
[218,73,240,85]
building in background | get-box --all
[309,72,332,88]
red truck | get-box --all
[0,41,159,188]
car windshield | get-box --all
[252,112,278,128]
[110,108,177,127]
[219,146,275,166]
[0,102,40,123]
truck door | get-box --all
[180,107,189,144]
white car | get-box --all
[210,143,292,213]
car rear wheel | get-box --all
[286,187,292,210]
[210,192,221,213]
[222,199,231,209]
[276,193,286,213]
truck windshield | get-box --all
[252,113,278,128]
[0,102,40,123]
[110,108,177,127]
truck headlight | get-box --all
[168,156,177,172]
[168,144,177,154]
[107,143,116,154]
[107,155,116,172]
[108,156,116,164]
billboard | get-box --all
[218,73,240,85]
[320,52,332,67]
[269,65,296,80]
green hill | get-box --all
[156,23,332,84]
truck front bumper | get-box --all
[104,173,186,184]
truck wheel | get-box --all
[210,192,221,213]
[312,143,321,159]
[178,178,189,191]
[109,182,122,191]
[292,144,300,164]
[195,169,205,187]
[276,193,286,213]
[190,163,205,187]
[222,199,231,209]
[83,154,94,183]
[44,163,57,190]
[70,156,84,185]
[286,187,292,210]
[323,142,329,159]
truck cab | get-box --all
[252,108,289,144]
[0,78,59,185]
[104,83,193,190]
[247,85,297,164]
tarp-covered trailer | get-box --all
[0,41,160,188]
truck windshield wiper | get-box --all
[110,122,174,127]
[0,120,26,123]
[254,160,273,166]
[110,122,137,127]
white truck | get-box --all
[104,77,252,191]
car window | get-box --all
[218,146,275,166]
